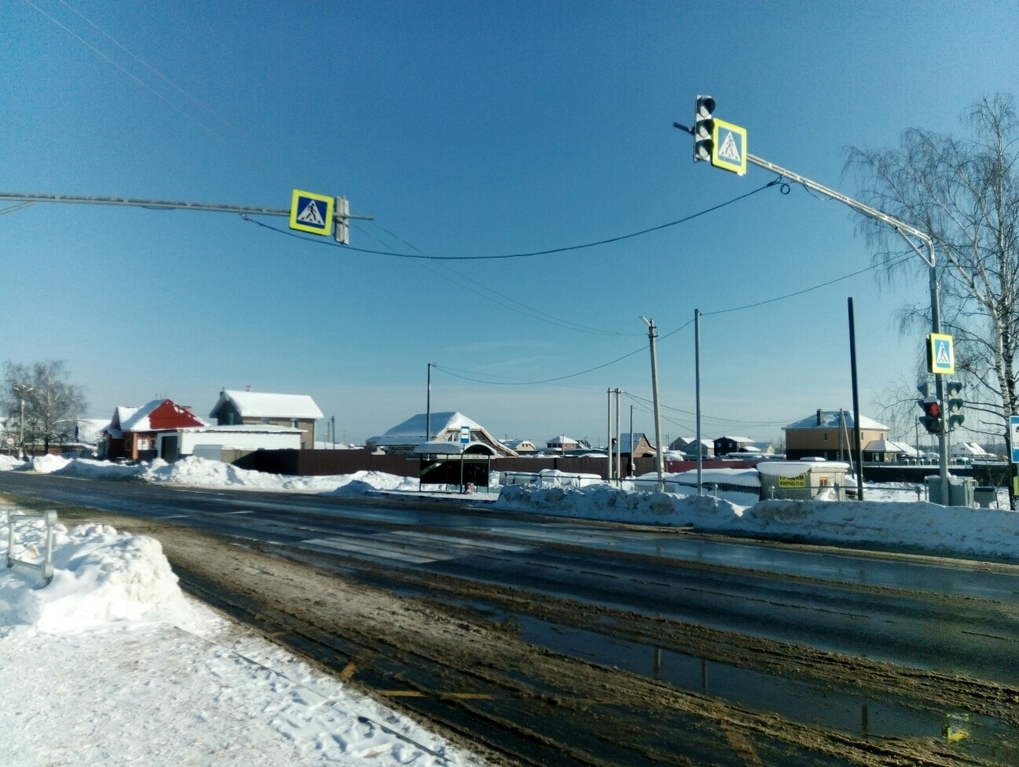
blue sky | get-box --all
[2,0,1018,445]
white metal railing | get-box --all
[5,508,57,584]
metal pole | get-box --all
[606,394,611,479]
[695,309,703,495]
[848,298,865,501]
[426,363,432,442]
[928,266,950,504]
[615,388,622,484]
[642,318,666,492]
[629,404,635,477]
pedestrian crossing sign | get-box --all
[711,119,747,175]
[928,333,955,375]
[289,189,334,236]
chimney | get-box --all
[816,409,823,426]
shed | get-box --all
[758,460,851,501]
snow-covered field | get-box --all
[0,511,478,766]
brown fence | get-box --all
[239,450,771,480]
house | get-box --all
[103,400,205,461]
[951,441,989,461]
[505,439,538,454]
[162,424,302,463]
[367,412,517,457]
[862,439,919,463]
[669,436,714,459]
[783,409,889,461]
[713,436,757,457]
[546,435,580,452]
[619,433,656,459]
[209,390,323,450]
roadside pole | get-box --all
[695,309,703,495]
[848,298,865,500]
[642,318,666,492]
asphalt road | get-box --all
[5,471,1019,764]
[4,471,1019,684]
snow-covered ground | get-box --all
[0,510,478,766]
[495,483,1019,561]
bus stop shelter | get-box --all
[414,440,495,492]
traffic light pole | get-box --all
[740,153,950,503]
[0,191,371,242]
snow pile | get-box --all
[28,454,72,473]
[142,455,420,495]
[0,513,477,765]
[0,515,199,634]
[47,456,148,480]
[497,483,747,528]
[0,454,26,471]
[496,483,1019,560]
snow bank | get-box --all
[0,515,199,634]
[142,456,420,494]
[496,484,1019,560]
[496,483,748,528]
[0,454,26,471]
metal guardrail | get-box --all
[5,508,57,584]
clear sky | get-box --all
[2,0,1018,446]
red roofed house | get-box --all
[103,399,204,461]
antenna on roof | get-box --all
[246,384,251,391]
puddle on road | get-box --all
[514,615,1019,761]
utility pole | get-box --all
[331,415,336,448]
[426,363,433,442]
[629,404,635,478]
[607,388,613,482]
[641,318,666,492]
[615,388,622,484]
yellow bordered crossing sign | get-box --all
[289,189,334,236]
[711,119,747,175]
[928,333,955,375]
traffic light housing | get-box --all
[946,380,964,431]
[694,95,715,162]
[917,382,943,434]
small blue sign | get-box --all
[1010,415,1019,464]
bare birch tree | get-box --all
[845,94,1019,448]
[2,361,87,454]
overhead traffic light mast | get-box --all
[677,95,950,503]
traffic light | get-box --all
[946,380,964,431]
[917,382,942,434]
[693,95,715,162]
[334,196,350,245]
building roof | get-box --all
[716,436,755,444]
[547,435,580,446]
[372,412,482,443]
[210,390,324,420]
[120,400,205,433]
[863,439,905,453]
[784,411,889,431]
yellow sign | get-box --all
[289,189,334,236]
[711,119,747,175]
[778,474,806,488]
[928,333,955,375]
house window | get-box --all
[137,438,151,450]
[290,419,297,428]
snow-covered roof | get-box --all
[372,412,482,443]
[547,435,580,445]
[951,441,989,457]
[758,460,851,477]
[784,411,889,431]
[863,439,904,453]
[121,400,204,433]
[413,440,497,456]
[717,436,755,444]
[210,390,323,420]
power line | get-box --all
[240,178,781,261]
